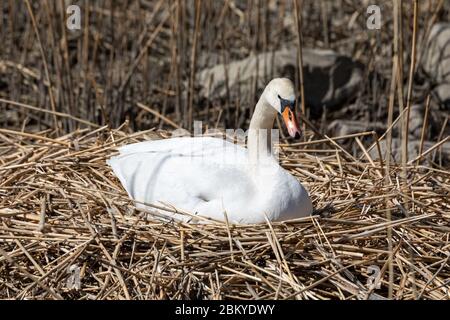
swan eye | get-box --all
[277,94,281,100]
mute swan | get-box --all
[108,78,313,224]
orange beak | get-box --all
[282,107,302,139]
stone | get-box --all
[433,83,450,108]
[327,120,386,137]
[409,104,425,138]
[422,23,450,84]
[196,48,364,113]
[369,138,450,164]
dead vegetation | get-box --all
[0,1,450,300]
[0,127,449,299]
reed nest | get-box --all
[0,126,449,300]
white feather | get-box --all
[108,78,313,224]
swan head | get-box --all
[264,78,302,139]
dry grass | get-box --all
[2,1,448,134]
[0,126,449,300]
[1,0,449,301]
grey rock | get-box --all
[370,138,450,164]
[433,83,450,107]
[328,120,386,137]
[409,104,425,138]
[328,104,436,140]
[422,23,450,84]
[407,104,439,139]
[197,48,364,112]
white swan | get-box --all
[108,78,313,224]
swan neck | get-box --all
[248,92,277,164]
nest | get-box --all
[0,127,449,300]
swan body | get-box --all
[108,78,313,223]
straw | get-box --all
[1,127,448,300]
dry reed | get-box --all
[0,126,448,300]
